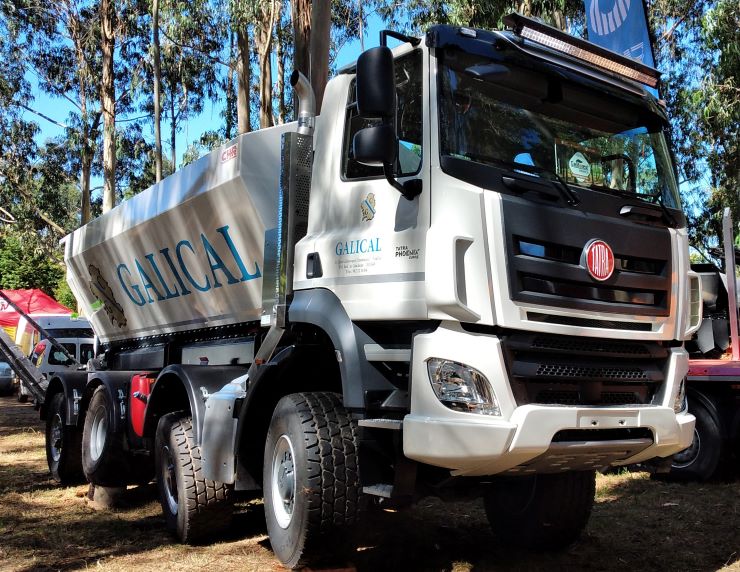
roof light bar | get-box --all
[502,13,660,88]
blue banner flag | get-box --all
[584,0,655,68]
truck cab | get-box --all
[294,19,697,474]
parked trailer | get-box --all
[669,208,740,480]
[43,16,698,568]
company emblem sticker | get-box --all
[583,239,615,281]
[88,264,127,327]
[360,193,376,222]
[220,143,238,163]
[568,152,591,184]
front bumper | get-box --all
[403,323,695,476]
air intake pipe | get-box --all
[290,70,316,136]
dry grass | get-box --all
[1,393,739,572]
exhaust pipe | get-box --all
[291,70,316,136]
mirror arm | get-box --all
[383,164,422,201]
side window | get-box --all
[80,344,95,363]
[49,343,76,366]
[343,50,423,179]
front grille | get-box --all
[501,197,672,317]
[502,332,667,406]
[534,364,648,380]
[527,312,653,332]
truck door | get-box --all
[299,48,429,320]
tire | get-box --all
[155,412,234,543]
[484,470,596,551]
[263,392,361,569]
[45,392,84,484]
[82,385,129,486]
[669,398,723,481]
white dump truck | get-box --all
[42,15,699,568]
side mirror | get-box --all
[356,46,395,118]
[353,124,398,167]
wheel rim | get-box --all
[160,444,179,515]
[89,407,108,461]
[672,427,701,468]
[271,434,296,529]
[49,414,63,463]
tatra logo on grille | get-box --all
[583,239,615,281]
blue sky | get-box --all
[24,13,388,199]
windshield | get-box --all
[438,50,681,209]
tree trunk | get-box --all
[68,6,92,224]
[275,1,285,124]
[226,30,235,140]
[291,0,311,116]
[255,0,276,129]
[170,94,176,169]
[309,0,330,113]
[152,0,163,182]
[100,0,116,213]
[80,153,91,224]
[236,25,251,134]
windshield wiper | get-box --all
[511,163,581,206]
[592,184,677,226]
[461,153,581,206]
[650,191,677,226]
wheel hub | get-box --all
[89,407,108,461]
[271,434,296,529]
[672,427,701,468]
[161,444,178,515]
[50,414,63,463]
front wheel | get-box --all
[484,470,595,550]
[263,392,361,569]
[155,412,234,543]
[45,392,83,484]
[669,398,723,481]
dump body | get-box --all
[62,124,292,344]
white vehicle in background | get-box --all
[16,315,94,403]
[0,360,13,395]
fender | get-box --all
[201,346,300,485]
[41,371,88,426]
[144,364,249,445]
[288,288,394,409]
[83,371,140,435]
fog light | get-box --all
[673,377,687,413]
[427,358,500,416]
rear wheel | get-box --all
[484,470,595,550]
[263,392,361,569]
[670,398,723,481]
[155,412,234,543]
[45,392,83,484]
[82,386,128,486]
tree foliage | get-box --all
[0,0,737,309]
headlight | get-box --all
[426,358,500,416]
[673,377,687,413]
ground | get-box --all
[1,393,739,572]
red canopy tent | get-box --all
[0,289,71,339]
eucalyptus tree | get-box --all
[155,0,221,168]
[651,0,739,255]
[1,0,105,225]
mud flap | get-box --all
[200,375,247,483]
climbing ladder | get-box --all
[0,327,47,405]
[0,291,81,406]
